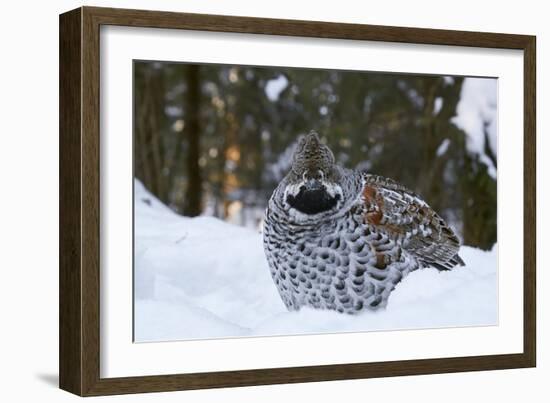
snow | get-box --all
[443,76,455,86]
[264,75,288,101]
[436,138,451,157]
[452,77,498,178]
[434,96,443,115]
[134,180,497,342]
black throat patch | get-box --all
[286,187,340,215]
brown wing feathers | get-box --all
[362,174,464,271]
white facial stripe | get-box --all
[323,182,341,198]
[282,181,344,222]
[284,181,342,199]
[283,182,303,200]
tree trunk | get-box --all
[135,65,167,202]
[182,65,202,216]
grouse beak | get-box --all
[303,179,324,191]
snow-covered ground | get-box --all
[134,180,497,342]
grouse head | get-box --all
[282,131,345,217]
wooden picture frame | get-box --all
[59,6,536,396]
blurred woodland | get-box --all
[134,61,497,249]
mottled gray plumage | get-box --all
[263,131,464,314]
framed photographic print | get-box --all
[59,6,536,396]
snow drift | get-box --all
[134,180,497,342]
